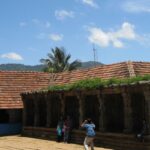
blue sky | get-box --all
[0,0,150,65]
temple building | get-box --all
[21,61,150,150]
[0,61,150,149]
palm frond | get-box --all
[40,47,80,73]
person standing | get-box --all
[137,119,149,142]
[56,116,64,142]
[63,116,72,143]
[81,118,96,150]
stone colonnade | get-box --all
[22,83,150,134]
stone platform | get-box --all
[23,127,150,150]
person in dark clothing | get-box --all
[63,116,72,143]
[137,119,148,142]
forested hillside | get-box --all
[0,61,103,71]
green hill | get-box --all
[0,61,103,71]
[0,64,44,71]
[80,61,103,69]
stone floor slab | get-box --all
[0,135,112,150]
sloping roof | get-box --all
[54,61,150,85]
[0,61,150,109]
[0,71,50,109]
[53,62,130,85]
[132,62,150,76]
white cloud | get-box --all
[114,22,136,39]
[36,33,63,41]
[1,52,23,61]
[55,10,74,20]
[19,22,27,27]
[123,0,150,13]
[32,19,51,28]
[49,34,63,41]
[82,0,98,8]
[111,38,124,48]
[88,22,136,48]
[88,28,110,47]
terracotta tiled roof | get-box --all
[132,62,150,76]
[0,71,50,109]
[54,61,150,85]
[0,61,150,109]
[53,62,130,85]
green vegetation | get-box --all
[40,47,81,73]
[44,74,150,92]
[0,61,102,71]
[79,61,103,69]
[0,64,45,71]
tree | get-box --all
[40,47,81,73]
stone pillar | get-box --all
[122,88,133,133]
[143,85,150,134]
[34,97,40,127]
[46,94,51,127]
[97,93,106,132]
[59,94,65,117]
[22,98,27,126]
[76,92,84,124]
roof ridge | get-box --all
[126,61,136,77]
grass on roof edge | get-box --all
[41,74,150,92]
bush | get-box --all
[44,74,150,92]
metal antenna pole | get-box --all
[93,44,96,67]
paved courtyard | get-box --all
[0,135,112,150]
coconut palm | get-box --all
[40,47,81,73]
